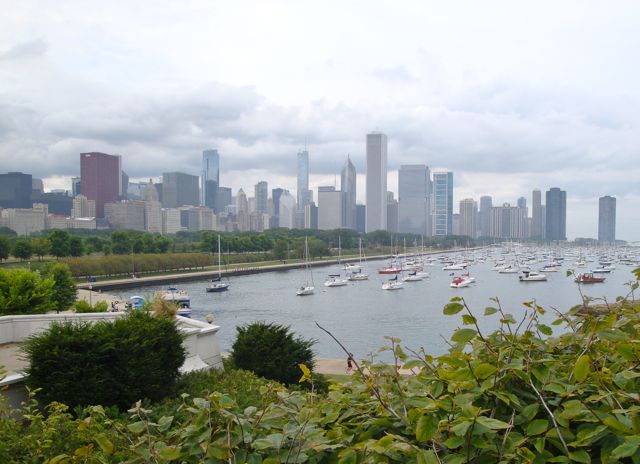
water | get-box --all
[118,258,638,360]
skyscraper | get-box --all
[318,186,343,230]
[0,172,33,209]
[201,149,220,207]
[531,189,544,239]
[340,156,357,229]
[398,165,429,234]
[489,203,528,239]
[254,181,268,214]
[432,171,453,236]
[297,150,310,211]
[459,198,477,238]
[479,196,492,237]
[161,172,199,208]
[365,132,387,232]
[271,188,284,228]
[80,152,122,217]
[598,196,616,244]
[545,188,567,241]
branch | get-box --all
[528,378,569,455]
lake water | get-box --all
[119,255,638,361]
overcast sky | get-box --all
[1,1,639,240]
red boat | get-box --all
[574,273,605,284]
[378,266,401,274]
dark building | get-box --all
[356,204,366,233]
[545,188,567,241]
[161,172,199,208]
[598,196,616,244]
[33,192,73,215]
[71,177,81,197]
[0,172,33,208]
[216,187,232,213]
[271,188,284,228]
[479,196,492,237]
[80,152,122,217]
[204,180,218,211]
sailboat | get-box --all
[206,235,229,292]
[348,238,369,281]
[296,237,315,296]
[382,274,404,290]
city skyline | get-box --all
[1,2,639,239]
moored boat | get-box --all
[574,272,606,283]
[159,288,192,317]
[519,271,547,282]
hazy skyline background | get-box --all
[1,1,639,240]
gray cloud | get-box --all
[0,39,46,60]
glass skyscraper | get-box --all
[365,132,387,232]
[340,156,357,229]
[432,171,453,236]
[598,196,616,244]
[201,149,219,207]
[296,150,309,212]
[398,164,430,235]
[545,187,567,241]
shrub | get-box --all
[0,269,56,316]
[73,299,108,313]
[230,322,316,386]
[22,311,186,410]
[42,263,77,312]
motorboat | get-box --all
[297,236,315,296]
[591,268,612,274]
[450,276,471,288]
[128,296,145,310]
[296,285,315,296]
[519,271,547,282]
[378,265,401,274]
[344,262,362,272]
[460,272,476,283]
[575,272,606,283]
[159,288,192,317]
[442,263,467,271]
[382,278,404,290]
[498,265,519,274]
[324,274,349,287]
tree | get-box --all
[42,263,77,312]
[110,231,132,254]
[12,240,32,260]
[48,230,71,258]
[0,269,56,315]
[0,236,10,261]
[84,236,105,254]
[272,238,288,260]
[231,322,316,386]
[68,236,84,257]
[30,237,51,260]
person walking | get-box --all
[346,353,354,373]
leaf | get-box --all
[462,314,477,325]
[48,455,70,464]
[537,324,553,336]
[338,448,357,464]
[484,307,498,315]
[451,328,477,344]
[473,363,497,380]
[597,329,627,341]
[443,303,464,315]
[416,415,439,442]
[127,421,146,434]
[611,436,640,460]
[475,416,511,430]
[417,450,439,464]
[526,419,548,436]
[157,447,181,461]
[568,450,591,463]
[157,415,173,432]
[299,363,312,383]
[94,434,114,454]
[574,355,590,382]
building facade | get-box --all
[201,149,220,207]
[340,156,357,229]
[459,198,477,238]
[598,195,616,244]
[545,188,567,241]
[398,165,429,235]
[318,186,343,230]
[162,172,199,208]
[432,171,453,236]
[365,132,387,232]
[80,152,122,218]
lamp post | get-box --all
[89,284,93,306]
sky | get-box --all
[1,1,639,241]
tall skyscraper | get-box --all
[340,156,357,229]
[531,189,544,239]
[386,191,399,233]
[216,187,232,214]
[459,198,477,238]
[318,186,343,230]
[479,196,492,237]
[365,132,387,232]
[162,172,199,208]
[271,188,284,228]
[80,152,122,217]
[254,181,268,214]
[545,187,567,241]
[398,165,429,234]
[297,150,310,211]
[71,176,81,197]
[201,149,220,207]
[517,197,527,209]
[598,196,616,244]
[489,203,528,239]
[0,172,33,209]
[432,171,453,236]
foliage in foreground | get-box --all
[0,268,56,316]
[2,273,640,463]
[22,311,186,411]
[230,322,317,387]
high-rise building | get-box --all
[545,188,567,241]
[0,172,33,209]
[80,152,122,217]
[459,198,477,238]
[72,195,96,218]
[104,200,146,231]
[340,156,357,229]
[255,181,268,214]
[398,165,429,234]
[432,171,453,236]
[517,197,527,209]
[365,132,387,232]
[318,186,343,230]
[479,196,492,237]
[489,203,528,239]
[297,150,310,212]
[598,196,616,244]
[216,187,232,214]
[304,202,318,229]
[71,177,81,197]
[271,188,284,228]
[162,208,182,234]
[531,189,544,239]
[386,191,399,233]
[279,191,296,229]
[161,172,199,208]
[236,188,249,232]
[201,149,220,207]
[356,204,366,233]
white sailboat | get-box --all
[206,235,229,292]
[382,274,404,290]
[347,238,369,281]
[297,237,315,296]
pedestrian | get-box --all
[346,353,354,373]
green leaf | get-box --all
[417,450,439,464]
[475,416,511,430]
[338,448,357,464]
[157,447,181,461]
[574,355,590,382]
[484,307,498,315]
[568,450,591,463]
[443,303,464,315]
[48,455,70,464]
[416,415,439,442]
[597,329,627,341]
[537,324,553,336]
[451,328,477,344]
[127,421,146,434]
[473,363,497,380]
[526,419,548,436]
[462,314,477,325]
[157,415,173,432]
[611,436,640,460]
[95,434,114,454]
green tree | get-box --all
[42,263,77,312]
[0,236,10,261]
[0,269,56,315]
[68,236,84,257]
[12,240,32,260]
[231,322,316,386]
[84,236,105,254]
[110,231,132,254]
[48,230,71,258]
[30,237,51,260]
[272,238,288,260]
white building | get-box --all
[365,132,387,232]
[162,208,182,234]
[72,195,96,218]
[317,186,343,230]
[0,207,46,235]
[278,191,296,229]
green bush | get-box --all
[42,262,77,312]
[230,322,316,386]
[22,311,186,410]
[0,269,56,316]
[73,299,108,313]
